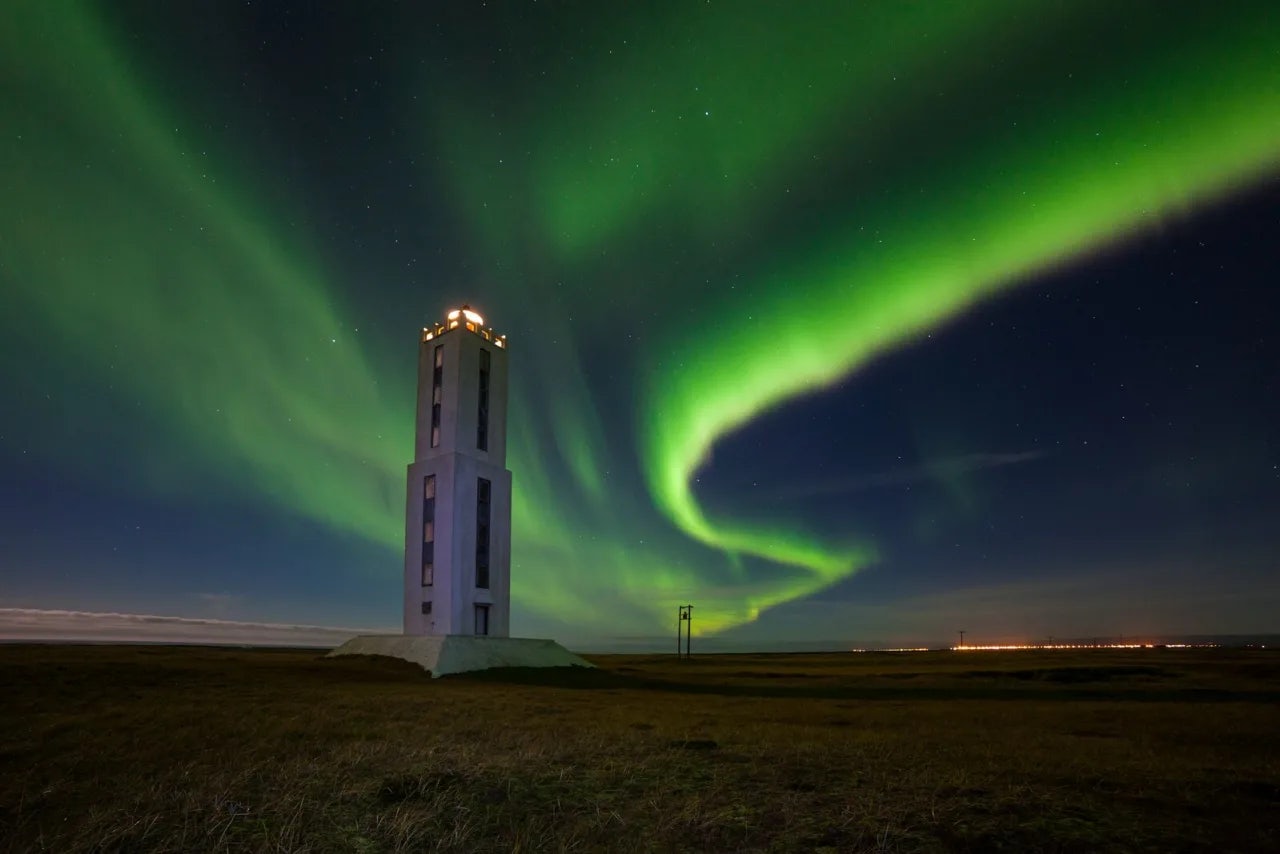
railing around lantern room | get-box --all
[421,306,507,348]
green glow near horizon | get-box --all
[4,2,1278,637]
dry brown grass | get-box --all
[1,644,1277,852]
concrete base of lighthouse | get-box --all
[328,634,593,678]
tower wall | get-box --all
[404,310,511,637]
[413,318,508,466]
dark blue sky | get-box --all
[1,2,1277,648]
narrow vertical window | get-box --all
[430,345,443,448]
[477,348,490,451]
[475,477,491,589]
[474,604,490,636]
[422,475,435,586]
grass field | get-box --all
[2,644,1277,852]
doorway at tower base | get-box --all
[328,634,594,678]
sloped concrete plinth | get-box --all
[327,634,593,678]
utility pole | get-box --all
[957,630,966,649]
[677,605,693,659]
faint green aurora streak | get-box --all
[4,2,1279,637]
[1,4,406,545]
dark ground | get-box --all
[1,644,1277,852]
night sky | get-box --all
[2,1,1278,650]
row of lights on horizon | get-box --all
[850,642,1229,653]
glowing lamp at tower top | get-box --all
[446,305,484,326]
[423,303,506,347]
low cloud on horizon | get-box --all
[0,608,390,648]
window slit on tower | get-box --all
[476,477,491,589]
[477,348,490,451]
[430,345,443,448]
[422,475,435,586]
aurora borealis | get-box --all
[2,2,1278,647]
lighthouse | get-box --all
[405,305,512,637]
[328,304,590,677]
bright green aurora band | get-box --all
[3,2,1278,635]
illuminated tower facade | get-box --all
[404,306,511,637]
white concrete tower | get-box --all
[404,305,511,637]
